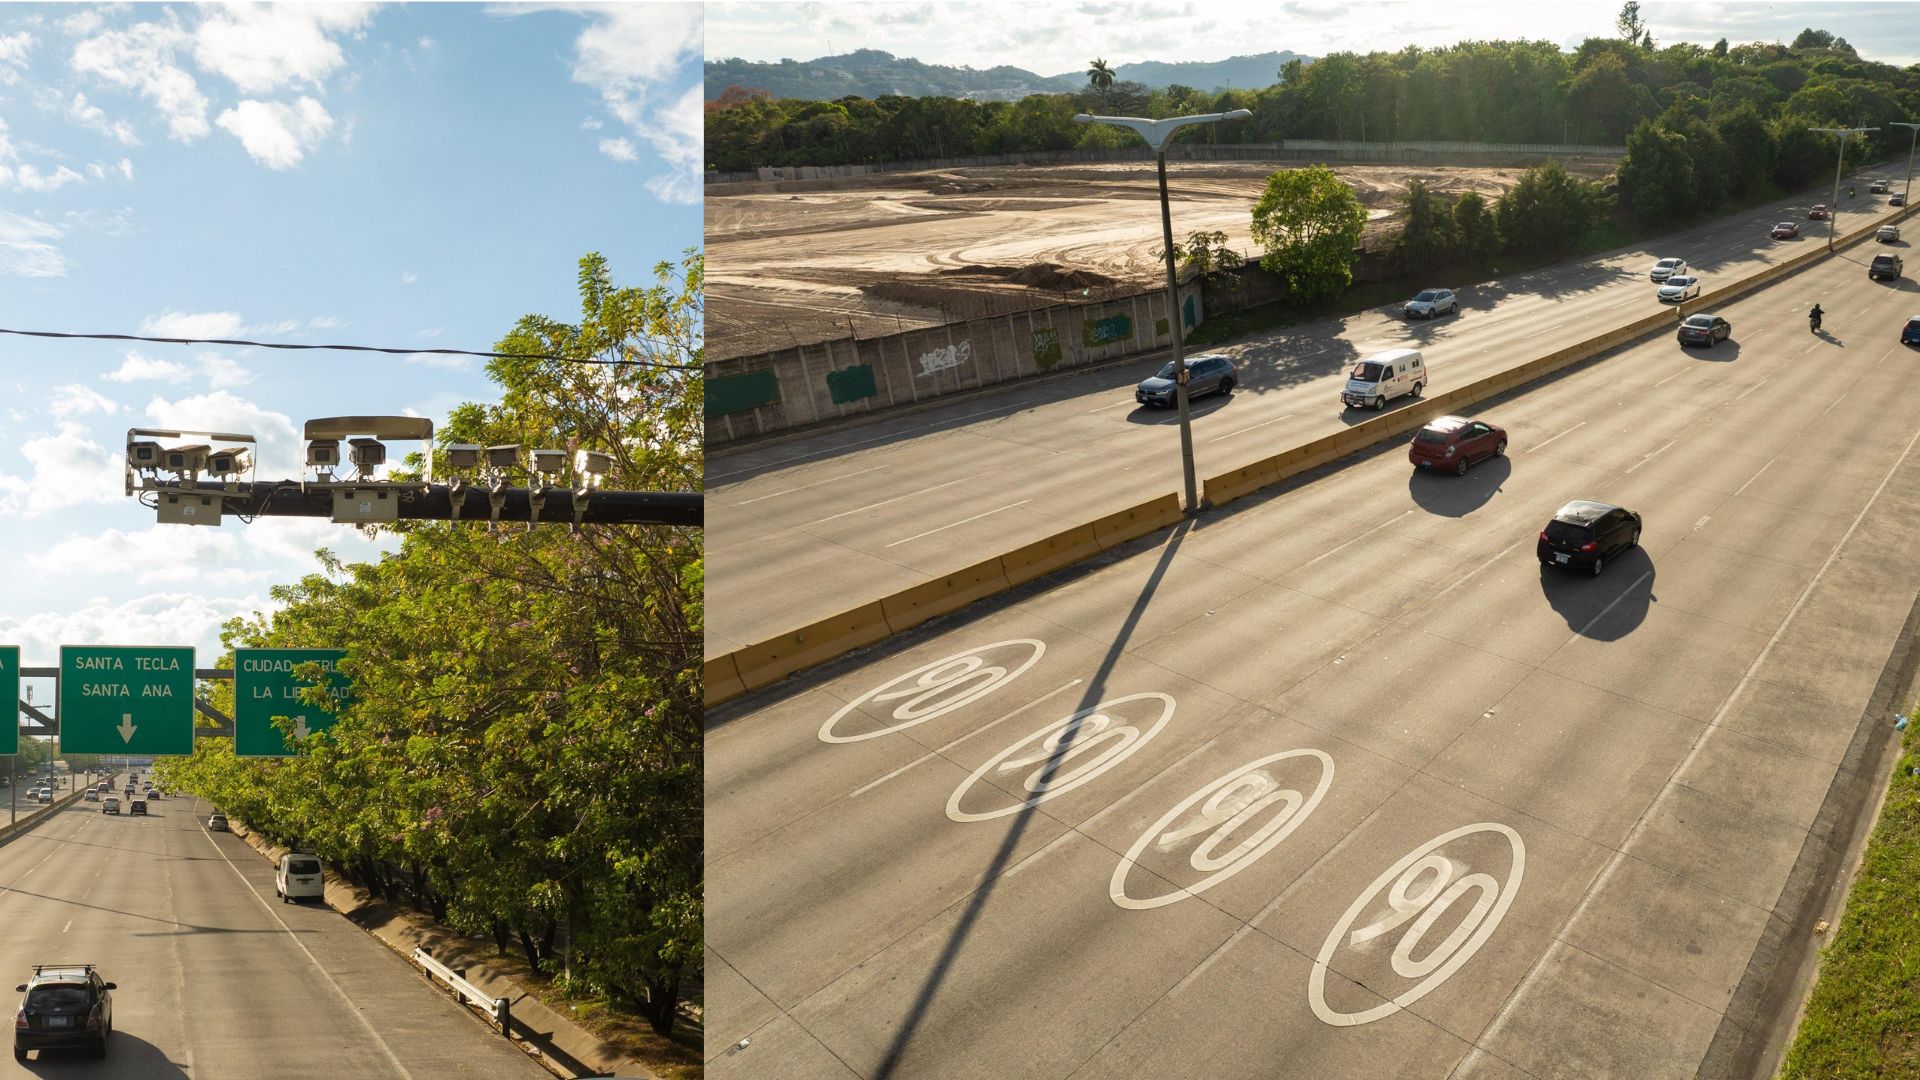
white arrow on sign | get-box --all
[116,714,137,744]
[293,718,310,740]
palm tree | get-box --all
[1086,58,1115,108]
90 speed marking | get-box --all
[1110,749,1334,910]
[946,693,1174,822]
[818,639,1045,744]
[1308,822,1525,1027]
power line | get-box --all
[0,327,702,372]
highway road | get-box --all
[708,175,1898,655]
[707,240,1920,1078]
[0,791,547,1079]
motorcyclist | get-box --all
[1811,303,1824,331]
[1849,186,1857,198]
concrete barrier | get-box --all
[705,654,746,708]
[1092,494,1183,550]
[882,558,1014,634]
[731,602,893,691]
[1001,524,1103,587]
[705,199,1917,708]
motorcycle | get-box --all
[1810,311,1824,333]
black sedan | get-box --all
[1538,500,1642,577]
[1677,313,1732,347]
[13,965,114,1060]
[1135,353,1237,408]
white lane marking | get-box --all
[823,640,1047,745]
[884,500,1032,548]
[1693,515,1712,531]
[1462,416,1920,1070]
[946,693,1175,822]
[708,399,1036,482]
[1431,536,1531,601]
[1624,439,1678,473]
[1803,341,1823,355]
[61,920,70,933]
[1822,390,1849,417]
[1209,414,1296,443]
[1732,376,1771,403]
[1572,570,1654,638]
[1530,422,1586,452]
[801,477,971,528]
[734,465,886,505]
[1004,735,1224,881]
[847,679,1083,797]
[1730,459,1774,499]
[1293,510,1417,574]
[1654,369,1687,388]
[1088,399,1136,413]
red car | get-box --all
[1409,415,1507,475]
[1808,205,1829,220]
[1771,222,1799,239]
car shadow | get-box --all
[18,1030,189,1076]
[1685,339,1742,362]
[1336,394,1425,427]
[1408,455,1510,517]
[1124,392,1234,424]
[1539,548,1655,640]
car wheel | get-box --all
[1494,439,1507,457]
[1590,556,1605,577]
[1454,456,1469,476]
[1219,377,1235,396]
[1450,302,1459,315]
[1372,395,1386,411]
[1411,381,1425,399]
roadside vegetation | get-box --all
[1779,718,1920,1078]
[158,251,704,1061]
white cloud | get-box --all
[417,36,434,50]
[196,353,255,387]
[400,270,416,285]
[104,351,191,384]
[568,4,702,205]
[30,527,249,585]
[0,591,271,666]
[118,156,133,180]
[215,96,333,169]
[193,3,373,93]
[144,391,299,476]
[0,30,32,84]
[70,16,212,142]
[0,209,68,277]
[0,162,86,193]
[403,353,473,371]
[246,514,394,567]
[59,10,103,38]
[68,91,140,145]
[0,423,124,516]
[140,311,244,339]
[580,117,602,131]
[415,327,443,338]
[49,384,120,418]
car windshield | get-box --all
[1666,277,1692,286]
[1544,520,1592,543]
[1657,260,1679,269]
[26,985,88,1010]
[1414,428,1451,445]
[1684,315,1715,327]
[1353,362,1389,381]
[1413,290,1441,301]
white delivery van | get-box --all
[276,854,325,903]
[1341,348,1426,411]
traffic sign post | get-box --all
[0,646,16,756]
[234,648,350,757]
[57,646,195,756]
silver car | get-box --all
[1135,354,1237,408]
[1403,288,1458,319]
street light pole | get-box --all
[1811,126,1878,252]
[1075,109,1252,513]
[1891,122,1920,215]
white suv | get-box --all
[1403,288,1458,319]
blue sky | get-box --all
[0,1,701,679]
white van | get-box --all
[276,854,325,903]
[1341,348,1426,411]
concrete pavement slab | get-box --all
[1713,677,1865,766]
[708,1014,861,1080]
[1674,723,1841,839]
[1559,853,1772,1012]
[1543,600,1767,722]
[1626,782,1808,912]
[704,951,782,1063]
[1273,530,1483,620]
[1637,538,1805,634]
[1010,530,1271,655]
[1132,582,1387,706]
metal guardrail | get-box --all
[412,946,512,1041]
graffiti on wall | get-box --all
[918,340,971,377]
[1032,328,1063,370]
[1082,314,1134,348]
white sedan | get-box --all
[1657,274,1701,303]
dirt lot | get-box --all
[707,159,1617,360]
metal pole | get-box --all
[1156,151,1198,512]
[1831,137,1846,253]
[1893,122,1920,214]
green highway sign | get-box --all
[58,645,195,756]
[234,648,351,757]
[0,646,16,756]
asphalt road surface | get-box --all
[0,794,547,1080]
[707,240,1920,1078]
[708,177,1895,655]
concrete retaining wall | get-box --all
[707,280,1203,445]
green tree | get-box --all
[1086,57,1115,108]
[1495,161,1613,254]
[1714,105,1775,197]
[1249,166,1368,301]
[1392,180,1462,272]
[1616,2,1647,41]
[1619,121,1695,222]
[1178,229,1244,287]
[1452,190,1500,259]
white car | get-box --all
[1657,275,1701,303]
[1649,257,1687,283]
[1403,288,1458,319]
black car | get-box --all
[1677,313,1732,347]
[128,799,146,816]
[1871,253,1904,282]
[13,965,114,1060]
[1135,353,1237,408]
[1538,500,1642,576]
[1896,194,1909,207]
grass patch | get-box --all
[1779,719,1920,1078]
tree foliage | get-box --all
[1391,180,1462,273]
[1250,166,1367,301]
[159,251,703,1036]
[1178,229,1243,286]
[1494,162,1614,254]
